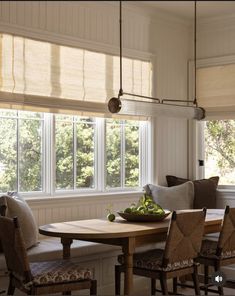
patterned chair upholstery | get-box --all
[197,206,235,295]
[115,209,207,295]
[118,249,194,272]
[0,216,97,295]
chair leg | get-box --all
[151,278,156,295]
[160,274,168,295]
[90,280,97,296]
[7,276,15,295]
[192,265,201,296]
[204,265,209,295]
[173,277,177,294]
[115,265,121,295]
[215,263,224,295]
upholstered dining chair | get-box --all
[0,216,97,295]
[197,206,235,295]
[115,209,207,295]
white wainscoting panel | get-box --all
[27,192,142,233]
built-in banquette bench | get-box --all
[0,237,122,294]
[0,192,151,295]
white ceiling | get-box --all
[135,1,235,21]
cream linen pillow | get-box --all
[144,181,194,211]
[3,192,38,249]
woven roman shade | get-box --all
[197,64,235,119]
[0,34,152,119]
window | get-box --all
[203,120,235,186]
[106,120,140,189]
[0,110,44,193]
[55,115,96,190]
[0,109,150,195]
[0,34,152,195]
[195,59,235,188]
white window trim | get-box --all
[0,112,152,199]
[189,56,235,191]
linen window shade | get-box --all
[197,64,235,119]
[0,34,152,119]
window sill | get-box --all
[217,188,235,201]
[217,188,235,194]
[25,190,143,206]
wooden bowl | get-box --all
[117,210,171,222]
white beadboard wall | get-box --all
[28,193,142,233]
[0,1,192,222]
[198,15,235,59]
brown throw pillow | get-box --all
[0,192,38,249]
[0,195,7,253]
[166,175,219,209]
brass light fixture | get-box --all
[108,1,205,120]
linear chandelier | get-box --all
[108,1,205,120]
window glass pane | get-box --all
[18,111,42,119]
[56,114,72,122]
[0,109,17,117]
[125,122,139,187]
[56,119,74,190]
[204,120,235,185]
[76,120,95,188]
[106,122,121,188]
[77,117,94,123]
[0,117,17,192]
[19,118,43,192]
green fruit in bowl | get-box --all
[107,213,115,222]
[124,207,132,214]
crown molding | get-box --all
[96,1,191,28]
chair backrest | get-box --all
[163,209,206,267]
[0,216,32,282]
[217,206,235,257]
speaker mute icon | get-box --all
[211,271,226,286]
[215,275,223,283]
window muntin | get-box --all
[0,110,44,192]
[204,120,235,186]
[105,120,140,189]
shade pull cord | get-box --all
[194,0,198,107]
[118,0,123,98]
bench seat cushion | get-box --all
[0,237,121,271]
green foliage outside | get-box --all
[0,111,42,192]
[125,124,139,187]
[0,111,140,192]
[205,120,235,185]
[106,120,139,188]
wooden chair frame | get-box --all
[0,216,97,295]
[115,209,206,295]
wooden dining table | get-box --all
[39,209,224,295]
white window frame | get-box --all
[189,55,235,190]
[0,112,152,198]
